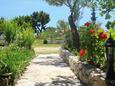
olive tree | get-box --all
[45,0,92,51]
[98,0,115,19]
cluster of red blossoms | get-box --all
[79,22,108,57]
[98,32,108,41]
[84,22,108,40]
[84,22,91,27]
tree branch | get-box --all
[63,1,70,7]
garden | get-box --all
[63,22,115,70]
[0,0,115,86]
[0,11,63,86]
[0,20,35,85]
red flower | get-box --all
[79,49,85,57]
[89,29,95,34]
[99,32,107,40]
[84,22,91,27]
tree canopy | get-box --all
[57,20,70,31]
[45,0,93,51]
[45,0,92,24]
[98,0,115,19]
[31,11,50,33]
[12,11,50,33]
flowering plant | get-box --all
[79,49,86,57]
[79,22,108,68]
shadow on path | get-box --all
[32,55,68,67]
[15,54,87,86]
[35,75,87,86]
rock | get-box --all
[60,48,107,86]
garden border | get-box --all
[59,48,107,86]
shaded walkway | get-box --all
[15,48,86,86]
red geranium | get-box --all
[79,49,85,57]
[84,22,91,27]
[89,29,95,34]
[99,32,107,40]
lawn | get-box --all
[33,39,61,54]
[33,39,61,47]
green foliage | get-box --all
[39,30,52,39]
[33,39,61,47]
[40,28,55,39]
[1,21,17,44]
[63,30,73,50]
[57,20,70,30]
[39,27,64,42]
[45,0,93,51]
[32,11,50,26]
[0,44,34,83]
[0,17,5,27]
[12,11,50,34]
[13,15,32,28]
[98,0,115,19]
[31,11,50,33]
[16,28,35,49]
[43,39,48,44]
[0,17,35,85]
[109,28,115,40]
[45,0,65,6]
[106,20,115,29]
[91,7,96,23]
[45,0,92,25]
[80,23,107,68]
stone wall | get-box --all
[59,48,107,86]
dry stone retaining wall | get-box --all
[59,48,107,86]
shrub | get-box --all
[0,44,34,84]
[43,39,48,44]
[79,22,108,68]
[1,21,17,44]
[16,28,35,49]
[108,28,115,40]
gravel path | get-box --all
[15,48,86,86]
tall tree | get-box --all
[98,0,115,19]
[31,11,50,33]
[91,7,96,24]
[105,20,115,29]
[0,17,5,35]
[0,17,5,24]
[45,0,92,51]
[97,0,115,29]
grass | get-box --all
[33,39,61,48]
[0,45,35,85]
[34,47,60,54]
[33,39,61,54]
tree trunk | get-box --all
[68,14,80,51]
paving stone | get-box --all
[15,53,86,86]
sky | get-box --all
[0,0,114,29]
